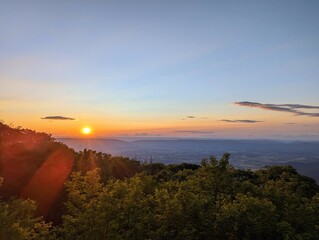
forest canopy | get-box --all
[1,122,319,240]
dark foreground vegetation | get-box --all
[1,122,319,239]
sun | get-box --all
[81,127,92,135]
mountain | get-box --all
[59,138,319,181]
[1,122,319,240]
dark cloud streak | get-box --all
[41,116,76,120]
[297,112,319,117]
[175,130,214,134]
[221,119,262,123]
[280,104,319,109]
[235,101,319,117]
[183,116,208,120]
[134,133,161,136]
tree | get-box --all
[0,177,54,240]
[61,169,104,240]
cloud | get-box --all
[234,101,319,117]
[182,116,208,120]
[41,116,76,120]
[175,130,214,134]
[285,122,296,125]
[220,119,262,123]
[134,133,161,136]
[299,112,319,117]
[279,104,319,109]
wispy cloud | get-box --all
[41,116,76,120]
[175,130,214,134]
[300,112,319,117]
[134,133,161,136]
[181,116,195,120]
[285,122,296,125]
[182,116,208,120]
[234,101,319,117]
[279,104,319,109]
[220,119,262,123]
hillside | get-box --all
[1,122,319,239]
[0,123,144,220]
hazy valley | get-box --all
[59,138,319,181]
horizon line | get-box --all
[55,136,319,142]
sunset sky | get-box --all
[1,1,319,140]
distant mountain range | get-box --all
[58,138,319,181]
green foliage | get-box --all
[58,155,319,240]
[59,171,157,240]
[74,149,143,181]
[0,177,54,240]
[0,122,75,223]
[59,169,104,240]
[214,194,277,239]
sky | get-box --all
[1,0,319,140]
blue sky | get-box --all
[1,0,319,139]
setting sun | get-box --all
[81,127,92,135]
